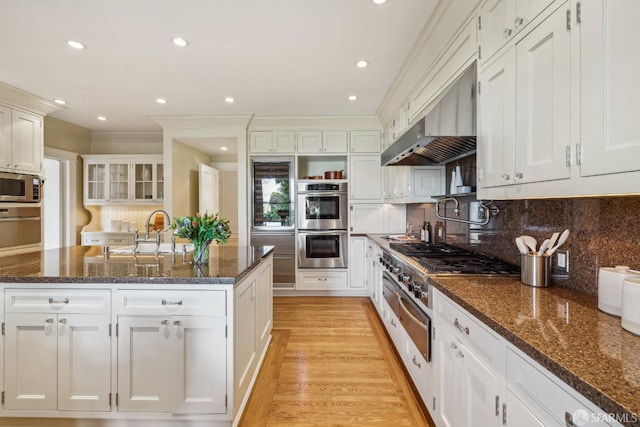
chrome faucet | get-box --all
[133,209,175,254]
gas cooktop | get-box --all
[389,242,520,276]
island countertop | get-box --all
[0,245,274,285]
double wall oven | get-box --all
[297,181,348,268]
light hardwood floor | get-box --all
[239,297,435,427]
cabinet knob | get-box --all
[173,320,182,327]
[161,320,170,326]
[514,17,524,27]
[500,174,510,181]
[514,172,524,180]
[503,28,513,37]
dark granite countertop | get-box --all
[0,245,274,285]
[367,234,640,426]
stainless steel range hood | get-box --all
[381,63,477,166]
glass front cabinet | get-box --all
[82,155,163,205]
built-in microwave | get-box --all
[0,172,41,202]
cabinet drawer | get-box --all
[82,235,106,246]
[506,347,612,426]
[115,290,226,315]
[5,289,111,314]
[434,292,500,364]
[107,235,133,245]
[296,271,348,290]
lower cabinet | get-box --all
[296,270,348,290]
[349,236,366,289]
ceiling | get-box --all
[0,0,437,133]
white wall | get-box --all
[43,158,61,249]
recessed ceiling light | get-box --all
[372,0,387,4]
[172,37,188,47]
[355,59,369,68]
[348,95,358,101]
[225,97,235,103]
[221,146,228,151]
[156,98,167,104]
[66,40,86,50]
[54,99,67,105]
[97,116,107,121]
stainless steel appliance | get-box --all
[0,207,42,248]
[251,157,294,231]
[0,172,41,202]
[250,231,295,288]
[380,248,432,361]
[388,242,520,276]
[297,230,348,268]
[250,157,296,287]
[297,181,348,230]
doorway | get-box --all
[43,148,79,249]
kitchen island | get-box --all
[0,244,274,427]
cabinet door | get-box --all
[382,204,406,234]
[505,391,546,426]
[478,48,516,188]
[514,6,571,184]
[349,204,383,233]
[108,163,130,201]
[580,0,640,177]
[133,162,155,201]
[58,314,111,411]
[412,167,445,201]
[256,258,273,352]
[0,105,11,170]
[349,155,382,202]
[350,130,381,153]
[156,163,164,200]
[86,163,107,202]
[4,313,58,410]
[479,0,515,64]
[323,131,348,153]
[249,131,273,153]
[273,130,295,153]
[296,131,323,153]
[172,315,227,414]
[436,325,466,427]
[11,109,42,174]
[349,237,366,289]
[117,316,172,412]
[234,276,257,408]
[463,341,503,427]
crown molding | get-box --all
[248,115,381,130]
[91,131,163,144]
[0,82,62,116]
[150,115,254,130]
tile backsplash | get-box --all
[406,196,640,295]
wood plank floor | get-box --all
[239,297,435,427]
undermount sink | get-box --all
[110,243,194,254]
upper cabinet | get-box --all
[349,155,382,202]
[478,0,555,65]
[249,131,295,154]
[349,130,381,153]
[478,4,571,188]
[0,104,43,175]
[82,154,163,205]
[579,0,640,178]
[297,130,348,154]
[383,166,446,203]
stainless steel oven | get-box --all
[0,172,41,202]
[0,207,42,248]
[297,182,348,230]
[297,230,348,268]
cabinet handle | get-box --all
[503,28,513,37]
[513,17,523,28]
[173,320,182,328]
[449,341,457,350]
[59,318,67,324]
[317,277,328,281]
[161,320,170,326]
[456,349,465,358]
[46,318,54,324]
[495,396,500,416]
[565,411,578,427]
[500,174,510,181]
[49,298,69,304]
[162,299,183,305]
[391,319,397,327]
[454,318,470,335]
[514,172,524,180]
[412,355,421,369]
[503,403,507,425]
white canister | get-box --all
[622,278,640,336]
[120,221,130,231]
[598,266,640,316]
[109,219,121,232]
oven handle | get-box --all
[398,297,429,332]
[299,192,347,197]
[298,230,348,235]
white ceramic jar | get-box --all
[598,266,640,316]
[622,278,640,335]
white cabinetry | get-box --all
[297,130,348,153]
[296,270,348,290]
[365,240,383,314]
[349,236,366,289]
[349,130,381,153]
[249,131,295,154]
[3,289,111,412]
[349,155,382,202]
[349,204,405,234]
[478,4,572,188]
[116,290,227,414]
[83,155,164,205]
[0,105,43,175]
[383,166,445,202]
[579,0,640,178]
[478,0,555,65]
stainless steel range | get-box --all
[388,242,520,276]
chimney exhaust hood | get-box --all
[381,63,477,166]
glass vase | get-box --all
[192,239,212,265]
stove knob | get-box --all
[407,282,416,292]
[379,257,384,264]
[391,266,400,274]
[399,274,411,283]
[413,285,423,299]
